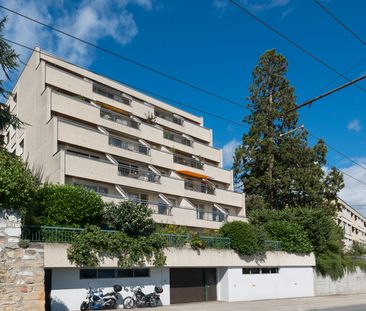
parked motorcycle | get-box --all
[130,286,163,308]
[80,284,132,310]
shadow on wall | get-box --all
[51,298,69,311]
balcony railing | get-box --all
[21,226,231,249]
[163,131,192,146]
[196,208,225,222]
[118,164,160,183]
[109,136,150,155]
[155,109,184,126]
[100,108,139,129]
[173,153,203,170]
[185,180,215,195]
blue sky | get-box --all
[2,0,366,210]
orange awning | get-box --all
[96,101,128,115]
[177,170,208,179]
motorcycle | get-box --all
[80,284,132,310]
[130,286,163,308]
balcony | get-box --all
[100,108,139,129]
[118,164,160,183]
[163,130,192,146]
[185,179,215,195]
[109,136,150,155]
[155,109,184,126]
[93,82,131,106]
[196,208,226,222]
[173,153,203,170]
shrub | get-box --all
[104,200,155,237]
[219,221,264,256]
[38,184,103,228]
[263,220,313,254]
[0,149,39,212]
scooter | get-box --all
[80,284,123,310]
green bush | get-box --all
[263,220,313,254]
[38,184,103,228]
[0,149,39,212]
[220,221,264,256]
[104,200,155,237]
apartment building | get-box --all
[4,48,245,231]
[337,198,366,248]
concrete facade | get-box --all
[4,49,246,231]
[337,198,366,248]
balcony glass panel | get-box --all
[155,109,184,125]
[173,153,203,169]
[109,136,150,155]
[185,179,215,195]
[118,163,160,183]
[93,82,131,105]
[100,108,139,129]
[163,130,192,146]
[196,208,225,222]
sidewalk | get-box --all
[155,294,366,311]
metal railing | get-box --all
[163,131,192,146]
[100,108,139,129]
[21,226,231,249]
[173,153,203,169]
[109,136,150,155]
[155,110,184,125]
[118,164,160,183]
[264,240,282,251]
[185,180,215,195]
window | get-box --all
[242,267,279,275]
[67,149,100,160]
[98,269,115,279]
[80,268,150,279]
[19,139,24,156]
[74,183,108,195]
[80,269,97,279]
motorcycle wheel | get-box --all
[148,298,157,308]
[80,301,90,311]
[106,299,117,309]
[123,296,135,309]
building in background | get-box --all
[337,198,366,249]
[4,48,246,231]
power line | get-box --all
[7,38,366,193]
[4,38,246,128]
[228,0,366,94]
[0,5,244,109]
[307,132,366,173]
[313,0,366,47]
[286,72,366,113]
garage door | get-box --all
[170,268,217,304]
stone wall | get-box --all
[314,268,366,296]
[0,210,45,311]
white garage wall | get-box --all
[51,268,170,311]
[218,267,314,302]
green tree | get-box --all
[0,17,22,136]
[0,148,39,212]
[104,200,155,237]
[219,221,264,256]
[37,184,104,228]
[233,49,343,211]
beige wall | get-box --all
[43,243,316,268]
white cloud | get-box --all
[222,139,241,168]
[213,0,291,16]
[339,158,366,216]
[347,119,362,132]
[0,0,153,66]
